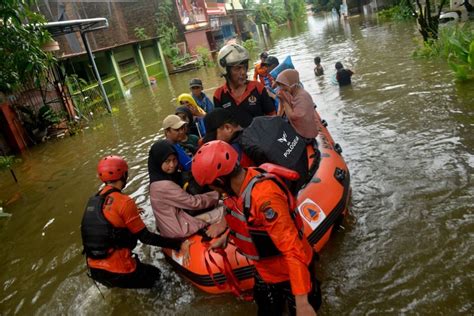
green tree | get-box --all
[0,0,54,93]
[310,0,342,13]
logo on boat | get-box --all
[298,198,326,230]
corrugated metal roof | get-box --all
[43,18,108,37]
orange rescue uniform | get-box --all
[253,63,269,84]
[236,168,313,295]
[87,185,145,274]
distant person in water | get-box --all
[335,62,353,86]
[314,57,324,76]
[253,51,269,84]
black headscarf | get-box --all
[148,140,182,185]
[175,106,193,124]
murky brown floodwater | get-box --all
[1,14,473,315]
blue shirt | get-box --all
[193,93,214,113]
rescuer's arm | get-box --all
[122,197,182,251]
[135,228,182,250]
[295,294,317,316]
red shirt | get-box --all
[87,186,145,273]
[214,81,275,128]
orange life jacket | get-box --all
[223,166,304,260]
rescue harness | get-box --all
[224,166,304,261]
[81,188,137,259]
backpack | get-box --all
[240,116,308,192]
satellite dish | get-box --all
[182,16,190,25]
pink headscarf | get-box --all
[276,69,319,139]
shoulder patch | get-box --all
[264,208,278,222]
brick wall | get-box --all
[38,0,160,55]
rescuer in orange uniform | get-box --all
[81,155,187,289]
[192,141,321,315]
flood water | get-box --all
[1,14,473,315]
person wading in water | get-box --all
[81,155,185,289]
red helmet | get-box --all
[192,140,239,186]
[97,155,128,182]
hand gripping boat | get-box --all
[163,113,351,295]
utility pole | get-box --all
[230,1,241,38]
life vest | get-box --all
[224,166,304,260]
[81,188,138,259]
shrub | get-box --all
[414,25,474,81]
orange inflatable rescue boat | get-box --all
[163,113,351,295]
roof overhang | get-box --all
[43,18,108,37]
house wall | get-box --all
[184,30,212,54]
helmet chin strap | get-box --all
[215,164,241,196]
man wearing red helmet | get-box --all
[191,141,320,316]
[81,155,186,289]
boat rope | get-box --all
[204,246,253,301]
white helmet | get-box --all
[217,44,250,76]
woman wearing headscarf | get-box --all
[148,140,223,239]
[177,95,206,137]
[275,69,319,139]
[175,106,199,153]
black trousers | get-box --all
[89,260,161,289]
[253,259,321,316]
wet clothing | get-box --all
[226,168,314,295]
[336,69,353,86]
[84,185,181,288]
[90,258,161,289]
[192,92,214,113]
[214,81,275,128]
[253,264,321,316]
[148,140,222,238]
[86,186,146,274]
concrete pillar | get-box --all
[106,50,126,98]
[133,44,150,87]
[155,39,169,77]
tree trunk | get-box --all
[409,0,448,42]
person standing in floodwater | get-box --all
[80,155,184,289]
[335,62,353,86]
[314,57,324,76]
[213,44,275,128]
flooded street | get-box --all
[1,14,473,315]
